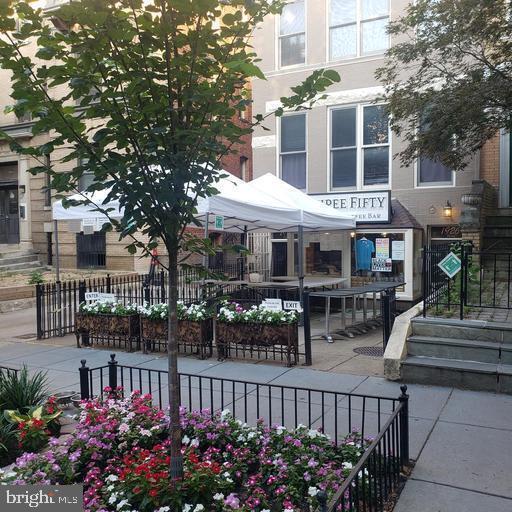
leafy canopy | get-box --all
[0,0,340,255]
[377,0,512,171]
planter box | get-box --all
[140,317,213,358]
[75,312,140,351]
[215,321,299,366]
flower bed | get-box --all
[3,391,368,512]
[216,303,299,366]
[139,302,213,358]
[75,302,140,351]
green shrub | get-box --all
[28,270,44,285]
[0,367,48,412]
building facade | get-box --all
[0,0,252,273]
[249,0,506,302]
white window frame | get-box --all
[277,0,307,69]
[328,0,390,62]
[279,112,308,192]
[329,103,391,192]
[414,158,455,189]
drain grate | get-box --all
[353,346,384,357]
[14,333,37,340]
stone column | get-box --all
[18,157,33,251]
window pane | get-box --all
[362,0,389,19]
[364,147,389,185]
[364,105,388,145]
[332,108,356,148]
[330,0,356,26]
[281,114,306,152]
[280,34,305,66]
[78,172,95,192]
[419,158,452,183]
[330,24,357,60]
[361,18,388,54]
[332,149,357,188]
[282,153,306,189]
[280,1,305,35]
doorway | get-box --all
[0,186,19,244]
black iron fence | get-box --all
[422,243,512,320]
[78,354,409,512]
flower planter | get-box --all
[215,321,299,366]
[75,312,140,351]
[140,317,213,358]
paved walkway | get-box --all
[1,312,512,511]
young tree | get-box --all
[0,0,339,478]
[376,0,512,171]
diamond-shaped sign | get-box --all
[438,252,462,278]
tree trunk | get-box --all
[167,247,183,479]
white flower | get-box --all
[193,506,204,512]
[107,485,115,491]
[117,500,129,510]
[247,431,257,440]
[213,493,224,501]
[157,508,170,512]
[220,409,231,421]
[342,462,353,470]
[183,505,192,512]
[182,435,190,445]
[107,475,119,482]
[108,493,118,505]
[308,486,319,497]
[190,438,199,448]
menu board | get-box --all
[375,238,390,259]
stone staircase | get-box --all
[483,208,512,252]
[0,248,42,272]
[402,317,512,393]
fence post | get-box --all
[459,244,465,321]
[303,291,312,366]
[79,360,90,400]
[36,284,43,339]
[78,280,86,304]
[108,353,118,390]
[160,269,166,302]
[382,291,391,348]
[399,384,410,467]
[421,246,427,317]
[316,490,328,512]
[144,284,150,303]
[106,273,111,293]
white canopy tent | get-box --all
[51,171,355,302]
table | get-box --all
[309,282,405,342]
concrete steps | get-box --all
[0,250,41,272]
[402,318,512,393]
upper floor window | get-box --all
[279,0,305,67]
[329,0,389,61]
[330,104,389,189]
[78,155,95,192]
[418,158,453,186]
[280,113,307,190]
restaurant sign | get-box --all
[311,191,391,223]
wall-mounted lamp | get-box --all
[19,185,26,194]
[350,231,356,238]
[381,232,387,237]
[443,201,453,218]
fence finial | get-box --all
[110,353,117,362]
[400,384,408,397]
[316,490,328,512]
[80,359,87,368]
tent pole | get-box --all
[240,225,248,280]
[54,219,62,336]
[298,225,304,309]
[203,212,209,271]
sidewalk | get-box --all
[1,313,511,511]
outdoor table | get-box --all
[310,282,405,342]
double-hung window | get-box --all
[329,0,389,60]
[418,158,453,186]
[280,113,307,190]
[279,0,305,67]
[331,104,390,189]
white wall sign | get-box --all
[85,292,116,303]
[262,298,283,311]
[392,241,405,260]
[283,300,302,312]
[311,191,391,223]
[375,238,389,259]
